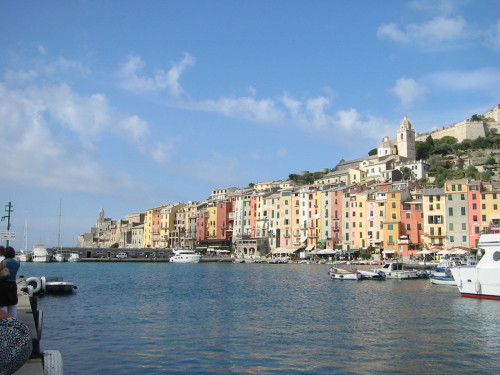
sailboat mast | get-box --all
[58,199,62,249]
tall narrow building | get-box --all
[396,115,416,160]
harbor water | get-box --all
[20,262,500,374]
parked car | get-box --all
[116,252,128,259]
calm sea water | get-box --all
[19,262,500,375]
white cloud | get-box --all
[193,96,286,124]
[409,0,467,15]
[118,53,195,96]
[484,19,500,51]
[391,78,428,108]
[377,16,468,47]
[0,80,171,193]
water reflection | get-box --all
[23,262,500,374]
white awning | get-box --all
[383,250,395,254]
[316,249,336,255]
[305,245,315,251]
[272,247,300,254]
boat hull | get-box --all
[450,233,500,300]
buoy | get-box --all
[475,280,481,294]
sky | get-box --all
[1,0,499,249]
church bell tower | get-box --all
[396,116,416,160]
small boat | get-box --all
[68,253,80,262]
[430,274,457,286]
[25,276,77,295]
[16,250,32,262]
[52,252,64,262]
[31,245,51,263]
[328,267,362,280]
[169,249,201,263]
[451,233,500,300]
[371,262,419,279]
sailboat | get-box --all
[16,217,32,262]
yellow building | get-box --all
[159,203,186,247]
[143,206,164,248]
[481,183,500,231]
[422,188,446,249]
[382,189,411,257]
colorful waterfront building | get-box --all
[143,205,164,248]
[467,181,483,248]
[399,191,423,259]
[159,203,186,248]
[422,188,446,250]
[481,182,500,233]
[444,179,470,249]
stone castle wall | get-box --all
[416,105,500,143]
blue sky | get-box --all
[1,0,499,249]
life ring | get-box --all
[26,277,42,294]
[42,350,64,375]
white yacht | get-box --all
[32,244,51,263]
[169,249,201,263]
[451,233,500,300]
[371,262,419,279]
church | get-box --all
[315,116,429,186]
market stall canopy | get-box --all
[416,249,436,255]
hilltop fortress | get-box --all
[415,105,500,143]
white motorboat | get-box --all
[372,262,419,279]
[169,249,201,263]
[32,245,51,263]
[52,252,64,262]
[451,233,500,300]
[430,273,457,286]
[68,253,80,262]
[16,250,32,262]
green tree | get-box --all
[400,166,413,180]
[485,156,496,165]
[368,148,377,156]
[110,243,119,248]
[416,141,432,160]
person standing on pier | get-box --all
[0,246,20,318]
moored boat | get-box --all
[329,267,361,280]
[32,245,51,263]
[68,253,80,262]
[430,272,457,286]
[371,262,419,279]
[450,233,500,300]
[169,249,201,263]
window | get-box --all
[448,208,454,216]
[388,235,394,244]
[449,223,454,230]
[448,194,453,200]
[450,236,454,242]
[472,193,476,199]
[406,213,411,219]
[406,224,411,230]
[388,224,394,230]
[461,194,465,200]
[461,207,466,216]
[462,223,466,230]
[482,215,486,222]
[472,203,477,210]
[473,215,478,222]
[462,236,467,242]
[418,224,422,230]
